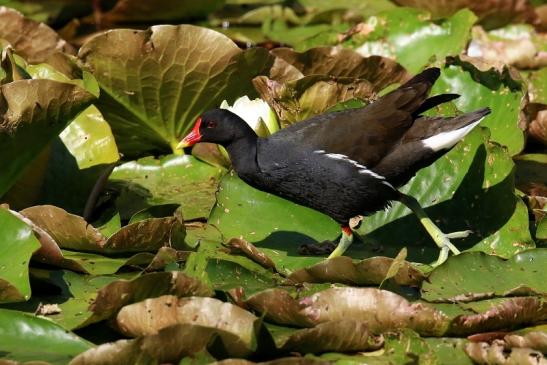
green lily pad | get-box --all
[58,105,119,170]
[79,25,273,156]
[209,172,340,272]
[0,207,40,303]
[0,308,91,363]
[0,79,94,198]
[108,154,226,221]
[357,126,533,263]
[348,8,477,73]
[421,250,547,302]
[433,61,525,155]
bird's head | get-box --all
[176,109,254,149]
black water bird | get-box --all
[178,68,490,265]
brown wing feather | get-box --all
[267,68,441,167]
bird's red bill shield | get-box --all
[177,118,202,149]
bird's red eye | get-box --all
[207,121,217,128]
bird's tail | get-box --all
[417,107,491,152]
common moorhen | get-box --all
[178,68,490,265]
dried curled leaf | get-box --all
[249,287,449,336]
[392,0,539,29]
[86,272,213,327]
[449,297,547,336]
[225,238,276,271]
[280,320,384,354]
[116,295,258,358]
[70,324,217,365]
[286,255,425,286]
[0,6,75,63]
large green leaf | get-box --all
[349,8,477,73]
[0,308,91,364]
[0,79,94,197]
[357,127,533,263]
[0,207,40,303]
[432,61,525,155]
[108,154,226,221]
[422,250,547,302]
[78,24,273,157]
[209,172,340,272]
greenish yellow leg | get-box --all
[328,226,353,259]
[398,193,462,266]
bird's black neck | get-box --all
[225,131,259,176]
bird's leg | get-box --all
[327,225,353,259]
[398,193,464,266]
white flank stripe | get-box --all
[313,151,395,189]
[421,118,483,152]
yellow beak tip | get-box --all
[176,141,190,150]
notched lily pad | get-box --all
[286,255,425,287]
[422,250,547,302]
[78,24,273,156]
[116,295,258,358]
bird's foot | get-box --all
[431,230,471,267]
[298,240,336,255]
[398,193,470,267]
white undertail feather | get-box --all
[421,117,484,152]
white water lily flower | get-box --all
[220,96,279,137]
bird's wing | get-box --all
[265,68,441,168]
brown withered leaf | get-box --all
[269,47,409,88]
[70,323,216,365]
[286,255,425,287]
[115,295,258,358]
[253,75,375,126]
[449,297,547,336]
[85,272,213,327]
[465,340,545,365]
[20,205,186,253]
[393,0,540,29]
[0,7,75,64]
[224,238,276,271]
[280,320,384,354]
[245,288,316,328]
